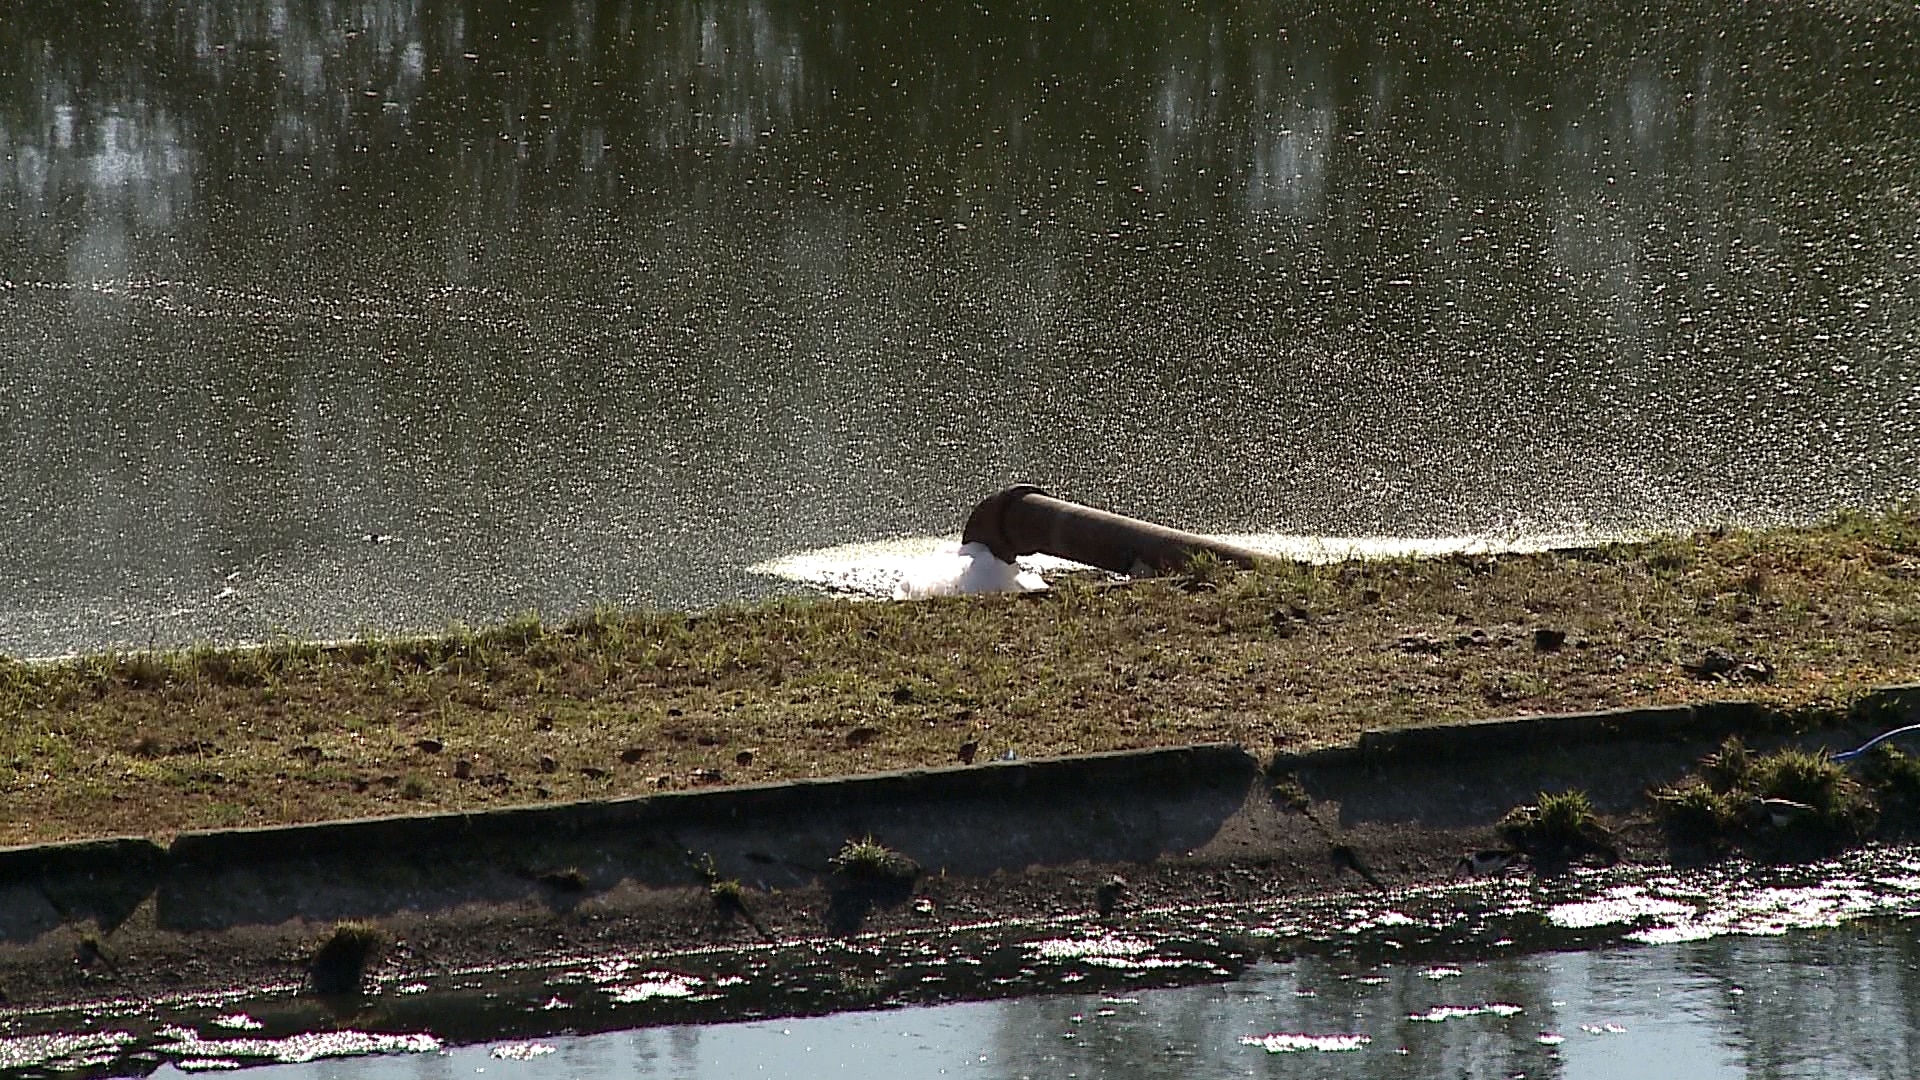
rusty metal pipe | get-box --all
[961,485,1272,575]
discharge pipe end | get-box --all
[961,485,1272,576]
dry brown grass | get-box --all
[3,506,1918,846]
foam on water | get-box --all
[1240,1032,1372,1053]
[751,539,1053,599]
[753,529,1626,600]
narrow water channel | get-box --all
[7,845,1920,1078]
[225,928,1919,1079]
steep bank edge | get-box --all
[1,683,1917,1010]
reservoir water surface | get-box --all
[4,0,1918,655]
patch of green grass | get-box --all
[1498,789,1612,865]
[1751,748,1868,821]
[1856,745,1920,828]
[1270,775,1311,813]
[1650,780,1737,841]
[1653,738,1879,854]
[830,836,921,885]
[1179,549,1238,592]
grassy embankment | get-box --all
[2,507,1918,847]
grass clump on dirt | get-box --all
[537,867,588,893]
[1,504,1919,845]
[709,877,747,911]
[830,836,921,885]
[1857,745,1920,827]
[307,920,387,995]
[1497,789,1616,867]
[1652,738,1880,856]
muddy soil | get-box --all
[0,810,1670,1014]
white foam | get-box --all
[751,539,1054,599]
[753,528,1629,601]
[894,542,1048,598]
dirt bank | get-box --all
[5,688,1916,1015]
[5,507,1918,848]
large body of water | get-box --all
[4,0,1918,655]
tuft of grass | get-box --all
[830,836,921,885]
[1650,780,1737,842]
[1497,789,1612,866]
[1859,745,1920,828]
[308,920,387,995]
[1653,738,1878,854]
[1751,748,1868,820]
[538,867,588,892]
[709,877,747,913]
[1178,549,1237,591]
[1533,789,1596,835]
[1270,775,1311,813]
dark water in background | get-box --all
[3,0,1918,654]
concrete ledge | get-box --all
[166,743,1257,866]
[9,689,1920,942]
[1345,685,1920,765]
[153,743,1261,931]
[0,836,167,942]
[0,835,166,880]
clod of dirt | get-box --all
[1397,633,1443,655]
[1683,648,1774,683]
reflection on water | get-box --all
[132,920,1920,1079]
[4,0,1918,654]
[9,846,1920,1079]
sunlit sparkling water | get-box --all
[126,918,1920,1080]
[4,0,1918,655]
